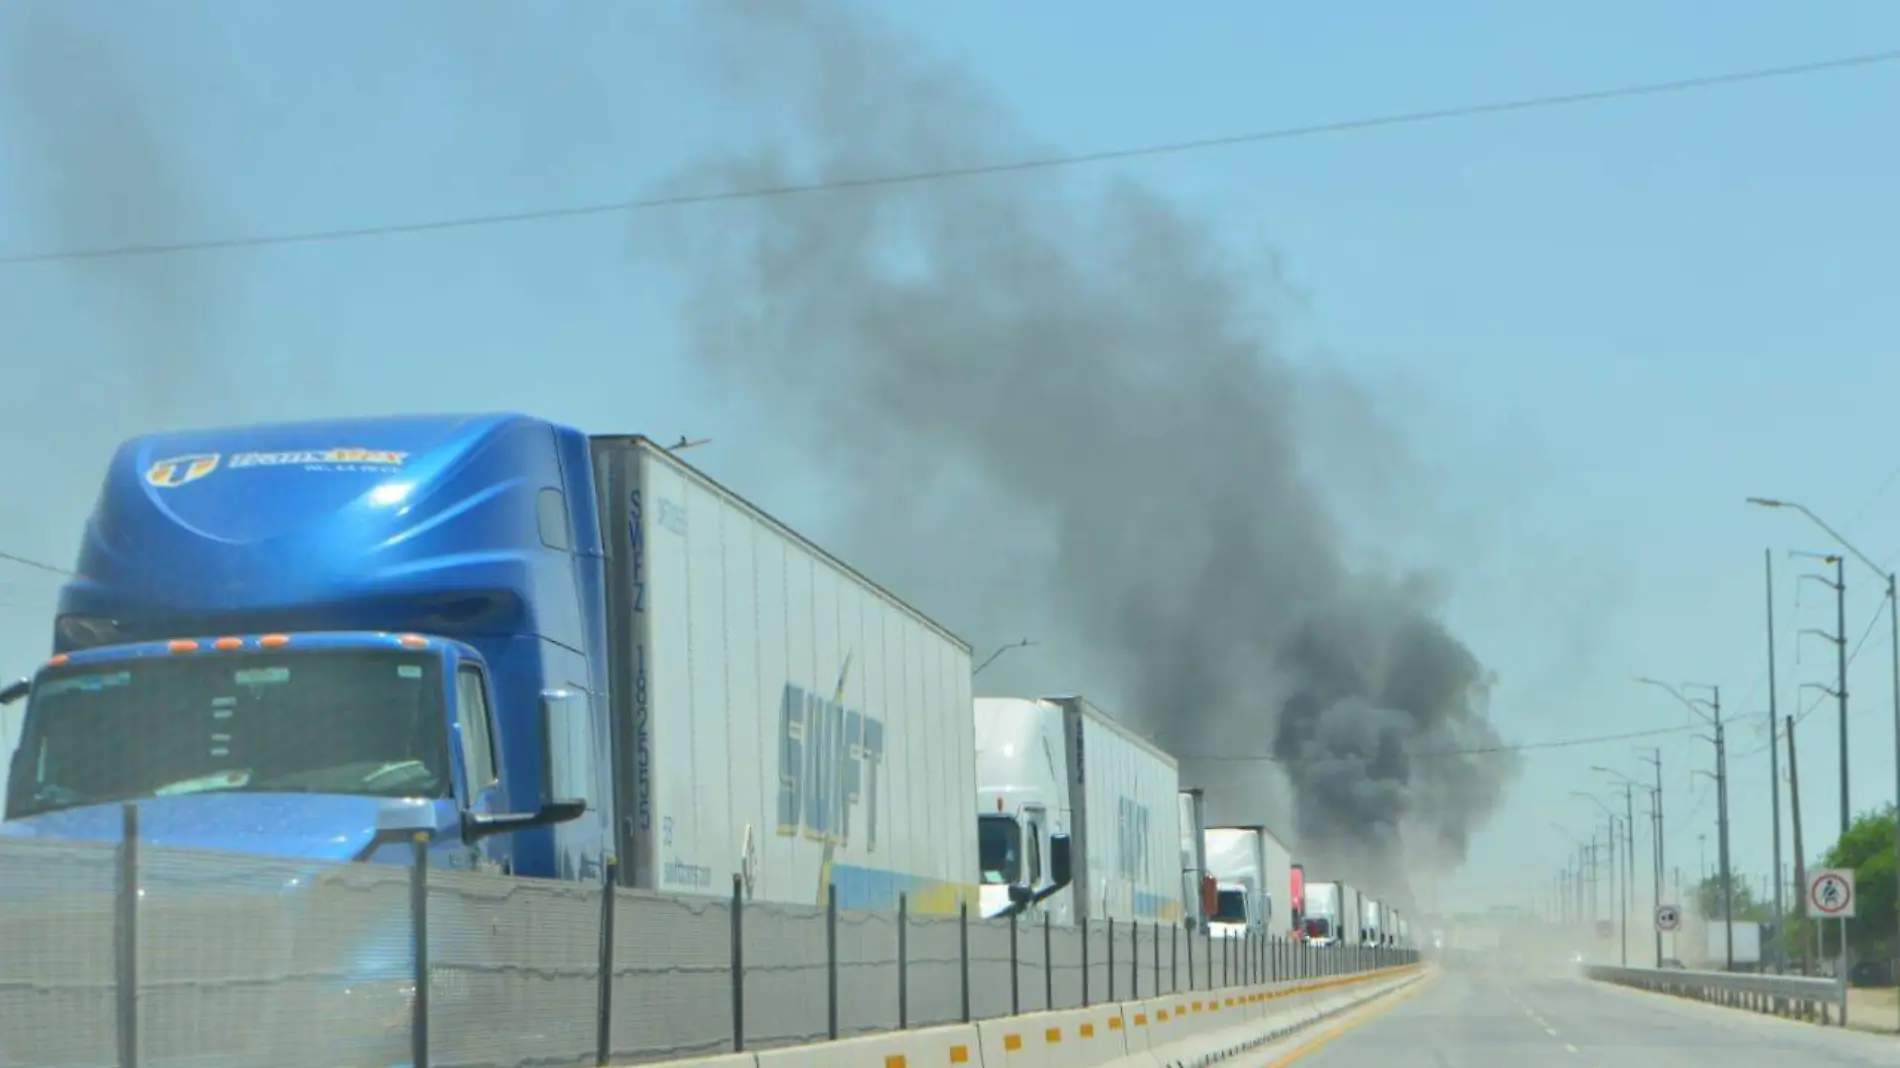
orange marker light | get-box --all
[167,640,199,654]
[214,637,243,651]
[48,654,68,667]
[259,634,290,648]
[397,634,428,649]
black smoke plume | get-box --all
[650,0,1515,895]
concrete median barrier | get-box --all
[651,967,1424,1068]
[752,1022,982,1067]
[975,1001,1132,1067]
[1096,966,1423,1068]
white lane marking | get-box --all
[1565,1043,1580,1054]
[1543,1026,1559,1036]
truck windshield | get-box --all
[978,813,1021,884]
[6,648,450,820]
[1303,917,1333,940]
[1213,888,1247,924]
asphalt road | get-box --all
[1262,965,1900,1067]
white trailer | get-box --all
[599,439,978,916]
[1180,789,1212,929]
[1203,825,1296,939]
[975,696,1181,925]
[1204,828,1261,938]
[1261,829,1294,937]
[974,697,1072,922]
[1702,921,1763,967]
[1305,880,1371,945]
[1304,882,1344,945]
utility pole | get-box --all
[1589,831,1600,923]
[1649,794,1662,963]
[1764,550,1787,973]
[1648,750,1664,965]
[1709,686,1734,972]
[1636,748,1666,967]
[1575,847,1586,930]
[1831,554,1850,836]
[1620,784,1634,967]
[1608,814,1622,965]
[1796,552,1850,976]
[1796,552,1851,836]
[1787,714,1810,977]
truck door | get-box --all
[452,664,508,873]
[1021,804,1048,924]
[1022,805,1047,884]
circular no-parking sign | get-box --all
[1654,905,1681,932]
[1807,868,1856,919]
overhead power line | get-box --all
[1186,722,1697,765]
[0,549,69,577]
[3,47,1897,267]
[1729,593,1887,763]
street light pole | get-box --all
[973,638,1036,676]
[1749,496,1900,1024]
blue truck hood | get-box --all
[0,793,452,862]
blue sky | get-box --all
[2,0,1898,913]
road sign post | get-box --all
[1808,868,1855,1026]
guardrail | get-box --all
[1583,964,1849,1026]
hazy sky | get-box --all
[2,0,1897,912]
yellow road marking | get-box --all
[1262,971,1438,1066]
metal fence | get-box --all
[0,825,1417,1068]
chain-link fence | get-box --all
[0,822,1418,1068]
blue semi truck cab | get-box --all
[2,631,581,868]
[0,413,617,879]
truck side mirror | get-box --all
[1047,832,1072,889]
[0,678,28,706]
[538,687,592,802]
[1008,883,1035,907]
[465,799,587,842]
[1016,832,1074,912]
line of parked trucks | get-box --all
[0,411,1410,951]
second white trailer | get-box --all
[975,695,1182,925]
